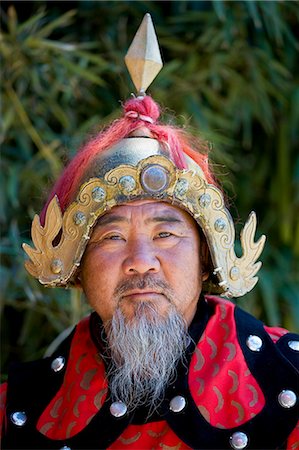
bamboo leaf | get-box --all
[212,0,226,22]
[58,57,106,86]
[245,0,262,29]
[33,10,76,39]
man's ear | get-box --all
[73,270,82,288]
[202,270,209,282]
[200,239,210,281]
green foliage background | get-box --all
[1,0,299,378]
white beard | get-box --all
[104,302,191,414]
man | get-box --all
[1,14,298,450]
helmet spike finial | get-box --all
[125,13,163,95]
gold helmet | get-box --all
[23,14,265,298]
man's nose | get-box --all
[122,239,160,275]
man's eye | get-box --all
[104,234,123,241]
[156,232,172,239]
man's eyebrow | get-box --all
[95,214,129,227]
[94,214,183,228]
[145,215,184,224]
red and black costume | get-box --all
[3,14,298,450]
[1,296,298,449]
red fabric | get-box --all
[189,296,265,428]
[0,382,7,438]
[263,324,288,342]
[109,422,191,449]
[286,421,299,449]
[37,317,108,439]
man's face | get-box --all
[80,200,204,326]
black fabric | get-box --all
[164,306,299,449]
[2,301,299,450]
[2,329,76,449]
[276,333,299,369]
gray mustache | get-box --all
[114,275,173,299]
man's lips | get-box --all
[121,290,164,300]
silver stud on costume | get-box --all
[288,340,299,351]
[175,178,189,196]
[141,164,169,193]
[50,259,63,274]
[51,356,65,372]
[169,395,186,413]
[110,401,127,417]
[214,218,227,232]
[229,431,249,449]
[10,411,27,427]
[119,175,136,193]
[246,335,263,352]
[278,389,297,408]
[199,193,211,208]
[92,186,106,202]
[230,266,240,281]
[73,211,86,226]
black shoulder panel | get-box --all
[2,328,75,449]
[165,306,299,449]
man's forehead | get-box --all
[95,200,193,226]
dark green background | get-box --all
[1,1,298,379]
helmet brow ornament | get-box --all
[22,14,266,298]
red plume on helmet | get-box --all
[40,95,215,225]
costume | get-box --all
[1,14,299,450]
[1,296,298,449]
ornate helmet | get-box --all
[23,14,265,298]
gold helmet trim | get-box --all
[23,146,265,297]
